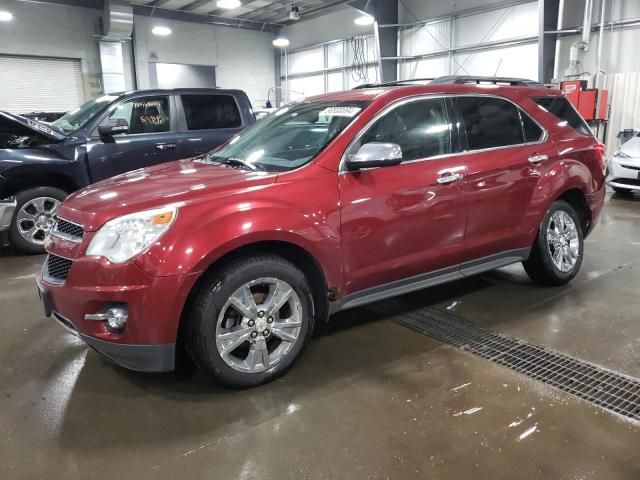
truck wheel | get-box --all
[185,254,315,388]
[9,187,67,254]
[523,200,584,286]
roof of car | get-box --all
[111,88,246,97]
[302,82,561,105]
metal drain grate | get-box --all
[371,299,640,420]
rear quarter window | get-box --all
[533,96,592,136]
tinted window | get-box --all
[355,98,452,161]
[533,96,592,136]
[182,94,242,130]
[456,97,525,150]
[102,96,171,135]
[521,111,544,142]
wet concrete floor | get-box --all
[1,190,640,479]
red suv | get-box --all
[37,78,606,387]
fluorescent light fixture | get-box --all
[151,26,172,36]
[217,0,241,8]
[354,14,374,26]
[0,11,13,21]
[272,37,290,48]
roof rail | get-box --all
[430,75,542,86]
[352,78,435,89]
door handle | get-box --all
[156,143,177,151]
[437,172,463,185]
[528,153,548,164]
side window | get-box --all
[456,97,525,150]
[101,96,171,135]
[533,96,592,136]
[521,110,544,143]
[355,98,452,162]
[181,94,242,130]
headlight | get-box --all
[86,206,177,263]
[613,150,631,158]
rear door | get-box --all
[454,95,558,262]
[176,93,246,158]
[85,94,183,181]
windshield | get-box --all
[51,94,119,133]
[202,100,369,172]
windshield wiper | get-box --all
[206,155,258,171]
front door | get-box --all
[85,94,183,181]
[339,97,468,295]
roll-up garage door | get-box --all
[0,55,85,115]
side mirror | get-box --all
[98,118,129,138]
[345,142,403,171]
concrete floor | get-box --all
[1,190,640,479]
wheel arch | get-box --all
[555,188,592,235]
[1,172,77,198]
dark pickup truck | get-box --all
[0,88,255,253]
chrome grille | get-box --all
[52,218,84,242]
[45,254,72,283]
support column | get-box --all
[538,0,560,82]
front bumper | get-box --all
[606,157,640,191]
[0,197,16,233]
[37,256,200,373]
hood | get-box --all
[58,158,278,231]
[0,111,67,142]
[620,135,640,157]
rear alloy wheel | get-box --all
[523,200,584,286]
[9,187,67,254]
[186,255,314,388]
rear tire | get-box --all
[185,254,315,388]
[9,187,67,254]
[523,200,584,286]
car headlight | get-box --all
[613,150,631,158]
[86,206,178,263]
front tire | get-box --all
[523,200,584,286]
[9,187,67,254]
[185,255,315,388]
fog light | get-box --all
[106,307,128,330]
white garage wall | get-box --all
[0,0,107,103]
[133,15,275,107]
[397,1,539,81]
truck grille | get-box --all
[52,218,84,242]
[45,254,73,283]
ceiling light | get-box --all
[354,14,374,26]
[152,26,172,36]
[0,11,13,21]
[217,0,241,9]
[272,37,290,48]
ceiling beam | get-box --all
[180,0,213,11]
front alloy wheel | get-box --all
[186,255,314,388]
[216,278,303,374]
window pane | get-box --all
[533,96,592,136]
[521,110,543,142]
[327,42,344,68]
[181,94,241,130]
[288,75,324,101]
[105,96,170,135]
[327,71,344,92]
[456,97,524,150]
[356,98,452,161]
[289,48,324,75]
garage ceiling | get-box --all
[131,0,351,25]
